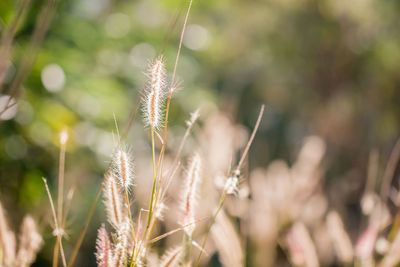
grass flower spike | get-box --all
[110,147,137,247]
[95,225,113,267]
[112,220,130,267]
[144,56,166,129]
[103,173,125,230]
[112,148,134,190]
[15,215,43,267]
[181,153,202,236]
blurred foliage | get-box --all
[0,0,400,266]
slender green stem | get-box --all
[187,234,193,265]
[124,188,136,242]
[145,210,157,244]
[151,127,157,181]
[154,93,172,203]
[129,249,136,267]
[133,127,157,266]
[145,127,157,235]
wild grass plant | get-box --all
[35,1,266,265]
[2,0,400,267]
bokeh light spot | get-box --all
[183,24,209,51]
[129,43,156,68]
[41,64,66,92]
[105,13,131,38]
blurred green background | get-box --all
[1,0,400,265]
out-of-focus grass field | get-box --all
[1,0,400,266]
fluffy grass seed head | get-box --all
[186,108,200,127]
[95,224,113,267]
[112,220,130,267]
[180,153,202,236]
[15,215,43,267]
[0,201,16,265]
[211,210,243,267]
[112,148,134,191]
[103,173,125,229]
[144,56,166,129]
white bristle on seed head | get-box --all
[181,153,202,236]
[144,56,166,129]
[112,148,134,190]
